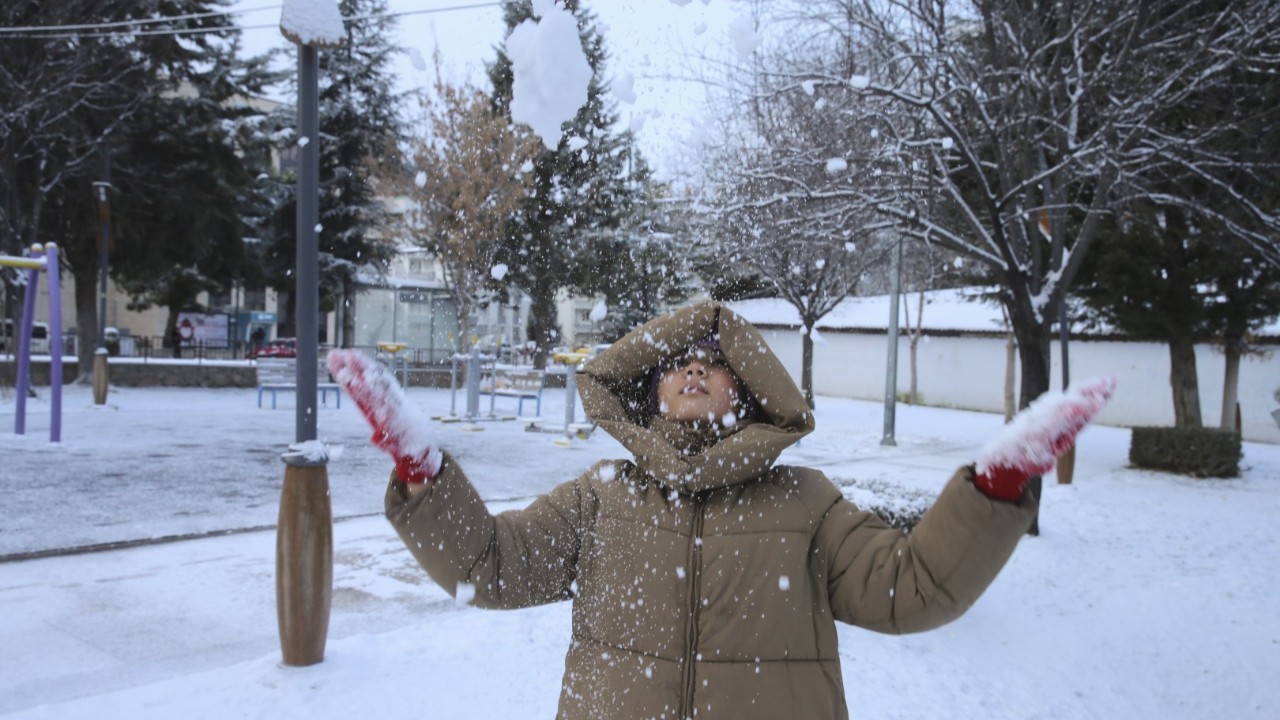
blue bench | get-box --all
[256,358,341,409]
[479,370,547,416]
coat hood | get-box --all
[578,302,813,494]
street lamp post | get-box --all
[275,0,345,669]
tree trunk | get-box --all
[1004,329,1017,423]
[165,305,182,359]
[909,290,923,405]
[71,259,98,384]
[1006,298,1052,537]
[801,323,815,409]
[1220,336,1242,431]
[908,334,919,405]
[278,291,296,339]
[1168,336,1202,428]
[340,277,356,349]
[526,286,557,371]
[1008,305,1052,409]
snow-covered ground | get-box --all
[2,382,1277,718]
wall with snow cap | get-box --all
[751,326,1280,444]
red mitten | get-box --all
[974,376,1116,501]
[327,350,442,484]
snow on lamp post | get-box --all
[276,0,344,668]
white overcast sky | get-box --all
[229,0,747,178]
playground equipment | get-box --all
[2,243,63,443]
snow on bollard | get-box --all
[506,0,593,149]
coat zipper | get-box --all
[680,493,707,720]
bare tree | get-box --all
[750,0,1280,408]
[0,4,151,371]
[395,67,536,353]
[700,38,896,407]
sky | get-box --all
[2,377,1278,717]
[228,0,747,178]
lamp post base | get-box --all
[275,455,332,666]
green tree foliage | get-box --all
[592,175,700,341]
[111,40,281,356]
[487,0,647,367]
[265,0,404,345]
[0,0,264,374]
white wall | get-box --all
[756,327,1280,444]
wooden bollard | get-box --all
[276,451,333,666]
[1057,444,1076,485]
[92,350,109,405]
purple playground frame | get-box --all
[4,243,63,442]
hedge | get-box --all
[1129,426,1242,478]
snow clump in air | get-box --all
[455,582,476,606]
[612,72,637,104]
[490,263,509,281]
[415,171,427,188]
[589,300,608,323]
[729,15,762,60]
[279,0,345,47]
[408,47,427,72]
[825,157,848,174]
[506,0,593,149]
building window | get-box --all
[244,287,266,311]
[208,289,231,309]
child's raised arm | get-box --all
[327,349,443,486]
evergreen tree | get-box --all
[487,0,646,367]
[266,0,405,345]
[0,0,257,377]
[111,38,282,356]
[593,173,700,341]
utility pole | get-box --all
[881,233,903,446]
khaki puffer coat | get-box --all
[386,302,1036,720]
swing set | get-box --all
[2,243,63,442]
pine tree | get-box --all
[0,0,260,376]
[111,37,282,356]
[266,0,405,345]
[487,0,646,367]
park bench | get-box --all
[479,369,547,416]
[256,357,342,410]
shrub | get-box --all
[1129,426,1242,478]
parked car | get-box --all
[551,344,609,365]
[248,338,296,359]
[1,318,50,355]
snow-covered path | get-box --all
[2,385,1277,718]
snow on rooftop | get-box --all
[729,287,1010,333]
[731,288,1280,337]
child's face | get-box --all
[656,358,743,425]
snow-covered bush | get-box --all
[1129,427,1242,479]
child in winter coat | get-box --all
[328,302,1112,720]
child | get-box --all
[328,302,1112,720]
